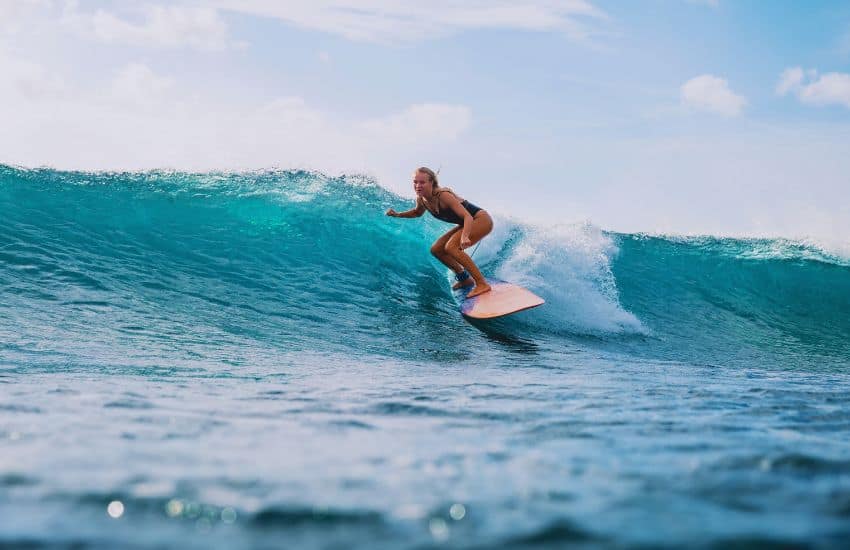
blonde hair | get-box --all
[415,167,439,188]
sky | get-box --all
[2,0,849,247]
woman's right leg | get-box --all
[444,212,494,297]
[430,226,465,274]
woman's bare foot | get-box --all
[452,278,475,290]
[466,282,491,298]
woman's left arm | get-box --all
[441,193,475,249]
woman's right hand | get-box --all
[385,208,398,217]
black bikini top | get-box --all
[420,189,483,225]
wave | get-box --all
[612,233,850,366]
[2,165,848,369]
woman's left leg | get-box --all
[444,212,494,298]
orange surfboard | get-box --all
[455,278,545,319]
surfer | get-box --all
[386,167,493,298]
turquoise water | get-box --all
[2,165,849,548]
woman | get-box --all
[386,167,493,298]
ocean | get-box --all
[2,164,849,549]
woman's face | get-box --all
[413,171,432,197]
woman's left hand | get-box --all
[460,235,472,249]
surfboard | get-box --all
[454,278,545,319]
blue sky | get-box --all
[1,1,849,248]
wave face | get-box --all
[612,234,850,369]
[2,165,847,370]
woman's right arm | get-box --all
[386,200,426,218]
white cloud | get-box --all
[256,96,328,132]
[361,103,472,145]
[680,74,746,116]
[0,0,56,36]
[68,4,233,51]
[213,0,606,43]
[109,63,174,107]
[0,50,66,99]
[1,2,236,51]
[0,0,48,21]
[776,66,804,96]
[777,67,850,109]
[0,52,471,175]
[800,72,850,107]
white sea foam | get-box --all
[472,218,645,335]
